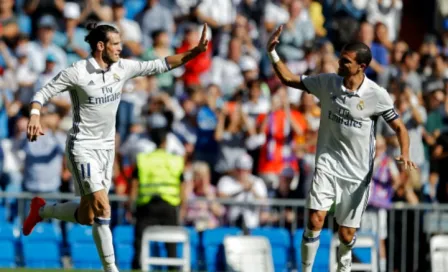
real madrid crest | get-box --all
[113,73,120,82]
[357,100,365,111]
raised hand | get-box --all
[267,25,283,52]
[196,23,209,53]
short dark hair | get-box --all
[84,22,119,53]
[150,128,168,147]
[342,42,372,67]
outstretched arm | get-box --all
[165,24,209,70]
[267,25,308,91]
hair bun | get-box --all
[86,22,98,31]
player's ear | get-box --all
[359,63,366,72]
[97,41,105,51]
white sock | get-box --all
[92,217,118,272]
[301,227,321,272]
[380,258,386,272]
[337,235,356,272]
[39,202,79,223]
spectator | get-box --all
[367,0,403,42]
[399,50,423,96]
[361,135,400,272]
[22,105,66,193]
[53,2,90,65]
[268,166,301,229]
[136,0,174,48]
[141,30,175,93]
[209,37,244,99]
[24,0,64,38]
[180,161,224,231]
[27,15,67,74]
[277,0,315,61]
[79,0,112,24]
[110,0,143,57]
[214,103,257,180]
[257,85,307,192]
[217,153,268,230]
[357,21,388,83]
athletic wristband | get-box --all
[30,109,41,116]
[268,49,280,63]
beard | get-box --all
[102,51,118,65]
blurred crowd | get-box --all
[0,0,448,245]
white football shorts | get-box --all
[307,168,370,228]
[66,147,114,197]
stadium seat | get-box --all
[0,223,16,268]
[113,225,134,270]
[177,227,200,270]
[68,225,102,269]
[294,228,332,272]
[202,227,241,272]
[21,223,62,268]
[251,227,291,272]
[23,242,62,268]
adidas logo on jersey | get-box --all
[88,80,95,86]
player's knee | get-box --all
[92,201,111,219]
[77,211,95,226]
[338,228,356,245]
[308,212,325,230]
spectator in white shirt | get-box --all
[217,153,268,229]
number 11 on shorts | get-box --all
[80,163,91,180]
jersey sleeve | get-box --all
[122,58,169,79]
[301,73,333,99]
[375,88,399,122]
[31,66,78,106]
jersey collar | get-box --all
[341,74,368,97]
[87,57,113,73]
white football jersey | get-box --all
[302,73,398,182]
[32,57,169,150]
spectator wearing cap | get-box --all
[135,0,174,48]
[27,14,67,74]
[21,104,66,194]
[111,0,143,56]
[217,153,268,230]
[53,2,89,66]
